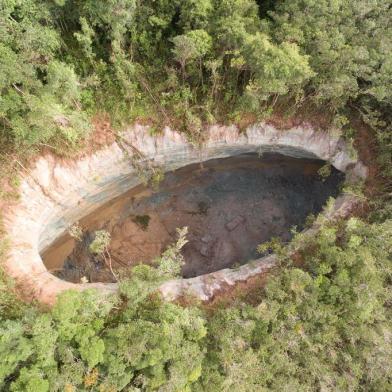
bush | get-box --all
[0,219,391,391]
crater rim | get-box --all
[2,123,367,305]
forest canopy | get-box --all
[0,1,392,391]
[0,0,391,150]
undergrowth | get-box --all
[0,218,391,391]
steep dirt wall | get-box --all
[2,123,367,305]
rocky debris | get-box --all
[200,244,210,257]
[225,215,246,231]
[56,231,115,283]
[214,240,236,261]
[201,234,213,243]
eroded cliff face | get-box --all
[2,123,367,305]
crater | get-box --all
[41,153,344,283]
[2,124,367,305]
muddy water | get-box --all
[42,153,344,283]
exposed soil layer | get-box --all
[42,153,344,283]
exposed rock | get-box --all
[199,244,210,257]
[201,234,213,243]
[225,215,246,231]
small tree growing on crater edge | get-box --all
[89,230,116,280]
[157,226,189,278]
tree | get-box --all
[242,33,314,107]
[270,0,392,111]
[172,30,212,79]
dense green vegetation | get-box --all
[1,218,391,391]
[1,1,392,391]
[1,0,391,150]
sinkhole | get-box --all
[41,153,344,283]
